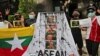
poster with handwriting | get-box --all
[22,12,79,56]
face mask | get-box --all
[88,12,95,17]
[29,15,35,19]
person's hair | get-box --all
[15,12,21,15]
[29,10,37,18]
[72,9,80,17]
[96,7,100,10]
[46,33,53,37]
[14,12,22,20]
[96,7,100,15]
[87,4,96,13]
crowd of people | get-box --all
[0,0,100,56]
[0,0,36,28]
[0,10,37,28]
[60,0,100,56]
[82,7,100,56]
[69,3,100,56]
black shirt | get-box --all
[25,18,36,26]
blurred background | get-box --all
[0,0,100,20]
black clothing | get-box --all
[70,18,83,55]
[68,3,78,17]
[70,18,83,49]
[86,39,99,56]
[86,13,100,56]
[25,18,36,26]
[71,27,83,49]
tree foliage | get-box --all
[19,0,37,13]
[18,0,37,18]
[8,0,37,21]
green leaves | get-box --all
[18,0,37,18]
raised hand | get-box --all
[5,8,10,15]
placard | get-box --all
[22,12,79,56]
[79,18,91,27]
[70,20,79,28]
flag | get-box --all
[0,27,34,56]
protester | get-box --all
[14,12,24,22]
[0,0,19,20]
[70,9,83,55]
[25,11,37,26]
[46,41,56,49]
[96,7,100,16]
[46,23,56,40]
[87,3,96,18]
[47,15,56,25]
[13,12,25,27]
[81,7,100,56]
[0,12,13,28]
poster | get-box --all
[22,12,79,56]
[79,18,91,27]
[70,20,79,28]
[45,14,57,50]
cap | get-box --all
[88,6,96,12]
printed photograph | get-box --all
[46,15,57,24]
[45,33,56,40]
[45,24,57,40]
[70,20,79,28]
[45,40,56,49]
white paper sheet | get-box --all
[79,18,92,27]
